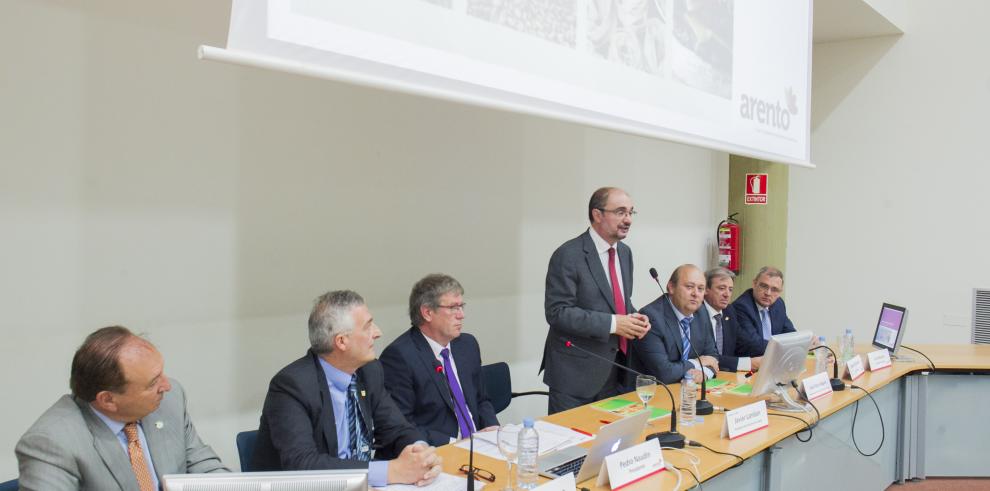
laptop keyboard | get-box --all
[546,455,587,477]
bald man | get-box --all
[629,265,719,384]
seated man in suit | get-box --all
[252,290,441,488]
[380,274,499,446]
[630,264,719,384]
[699,268,768,372]
[731,266,796,342]
[16,326,228,491]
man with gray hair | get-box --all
[381,274,499,446]
[698,268,767,372]
[731,266,797,342]
[252,290,442,487]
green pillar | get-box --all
[727,155,789,299]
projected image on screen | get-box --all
[585,0,668,76]
[465,0,577,48]
[671,0,733,98]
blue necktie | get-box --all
[441,348,475,438]
[680,316,694,361]
[346,375,371,461]
[714,313,724,355]
[760,308,772,341]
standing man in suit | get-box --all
[251,290,441,487]
[16,326,228,491]
[542,187,651,414]
[380,274,498,446]
[699,268,767,372]
[630,264,719,384]
[732,266,796,342]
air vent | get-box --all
[973,289,990,344]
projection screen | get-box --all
[200,0,812,167]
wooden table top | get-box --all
[436,343,990,490]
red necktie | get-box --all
[608,247,627,353]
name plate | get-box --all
[801,371,834,401]
[595,438,665,490]
[845,355,866,381]
[867,349,892,371]
[534,472,576,491]
[720,400,769,440]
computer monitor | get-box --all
[750,331,814,412]
[162,469,368,491]
[872,303,908,356]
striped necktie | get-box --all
[346,375,372,461]
[680,316,694,361]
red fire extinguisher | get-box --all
[717,214,741,274]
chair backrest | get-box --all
[482,362,512,414]
[0,479,17,491]
[236,430,259,472]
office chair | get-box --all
[235,430,259,472]
[481,362,548,414]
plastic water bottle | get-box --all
[679,376,697,427]
[841,329,855,363]
[814,336,829,374]
[516,418,540,489]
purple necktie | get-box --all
[440,348,475,437]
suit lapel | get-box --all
[661,298,684,360]
[411,329,457,414]
[619,244,633,309]
[310,352,339,455]
[354,373,375,440]
[582,231,616,312]
[142,410,169,478]
[76,398,138,491]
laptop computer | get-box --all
[538,409,650,482]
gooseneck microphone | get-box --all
[564,340,685,449]
[808,345,846,392]
[434,361,476,491]
[648,268,667,295]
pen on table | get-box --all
[599,419,613,425]
[570,427,593,437]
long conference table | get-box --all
[436,344,990,490]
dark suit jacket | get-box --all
[542,229,635,398]
[731,289,796,343]
[16,380,227,491]
[379,327,498,446]
[698,303,768,372]
[252,350,420,471]
[630,295,717,385]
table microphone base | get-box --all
[696,399,714,415]
[831,378,846,391]
[646,431,685,449]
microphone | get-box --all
[648,268,667,295]
[434,360,476,491]
[808,345,846,392]
[564,340,685,449]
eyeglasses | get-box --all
[756,282,782,295]
[459,464,495,482]
[436,303,466,313]
[597,207,637,219]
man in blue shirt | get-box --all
[252,290,442,487]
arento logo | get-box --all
[739,87,798,131]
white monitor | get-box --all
[872,303,908,355]
[162,469,368,491]
[750,331,814,411]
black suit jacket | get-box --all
[698,303,768,372]
[542,230,635,398]
[252,350,420,471]
[379,327,498,446]
[629,295,717,385]
[731,289,796,342]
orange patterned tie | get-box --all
[123,423,155,491]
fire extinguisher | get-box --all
[717,214,741,274]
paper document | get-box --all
[373,472,485,491]
[455,422,593,461]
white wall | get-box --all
[788,0,990,346]
[0,1,727,476]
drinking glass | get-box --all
[497,423,522,491]
[636,375,657,411]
